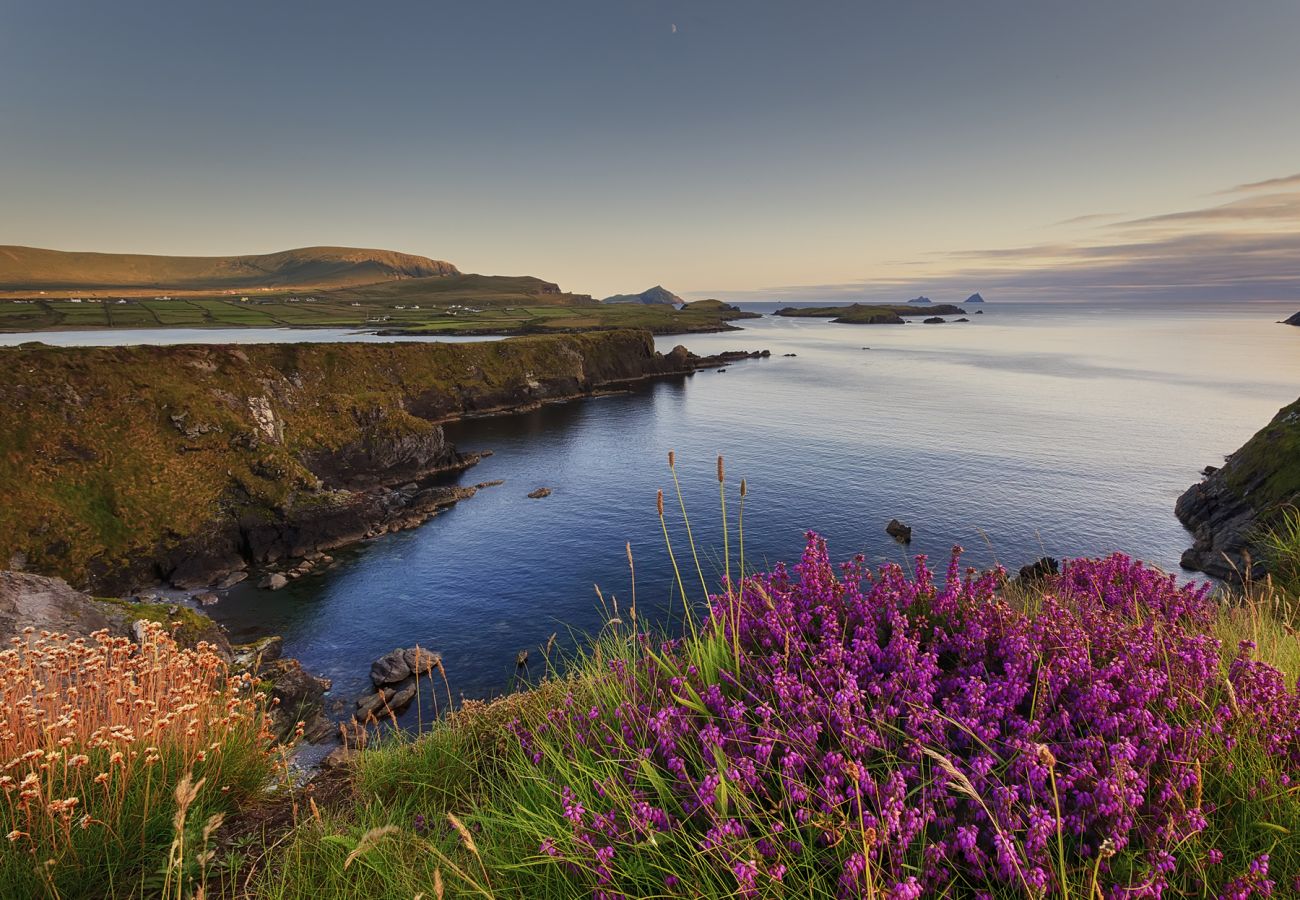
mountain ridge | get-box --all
[0,244,460,292]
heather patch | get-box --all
[504,536,1299,898]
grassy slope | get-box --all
[0,245,458,292]
[253,575,1300,900]
[0,331,672,586]
[1221,396,1300,515]
[0,280,749,336]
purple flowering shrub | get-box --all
[511,534,1300,898]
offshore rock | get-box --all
[886,519,913,543]
[1017,557,1060,585]
[370,648,412,686]
[404,646,442,675]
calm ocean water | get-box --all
[196,300,1300,716]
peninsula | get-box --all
[774,302,967,324]
[0,331,768,592]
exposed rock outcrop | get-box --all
[0,570,122,641]
[1177,396,1300,580]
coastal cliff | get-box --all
[0,331,763,592]
[1177,394,1300,579]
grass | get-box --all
[1257,507,1300,596]
[246,464,1300,900]
[0,622,275,899]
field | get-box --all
[0,290,748,337]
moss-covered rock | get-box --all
[1177,395,1300,579]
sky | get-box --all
[2,0,1300,302]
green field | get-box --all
[0,290,751,336]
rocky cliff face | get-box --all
[1177,395,1300,580]
[0,331,758,592]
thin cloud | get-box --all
[747,231,1300,303]
[1051,212,1125,227]
[1219,172,1300,194]
[1118,192,1300,228]
[739,172,1300,304]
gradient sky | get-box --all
[3,0,1300,301]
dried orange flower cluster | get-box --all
[0,622,269,862]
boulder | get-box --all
[356,687,396,719]
[0,570,121,642]
[195,592,220,606]
[1017,557,1060,585]
[527,487,552,499]
[885,519,912,543]
[923,317,945,324]
[388,677,419,713]
[217,571,249,589]
[370,648,412,686]
[259,573,289,591]
[261,657,331,742]
[231,635,284,672]
[404,646,442,675]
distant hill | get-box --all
[965,293,986,303]
[0,245,459,292]
[602,285,684,306]
[325,273,596,308]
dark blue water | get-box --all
[206,300,1300,718]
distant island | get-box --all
[1283,310,1300,326]
[965,292,986,303]
[774,302,967,324]
[0,245,754,337]
[907,295,931,304]
[601,285,684,306]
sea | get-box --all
[15,300,1300,719]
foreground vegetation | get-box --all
[1,623,273,898]
[7,472,1299,898]
[255,541,1300,899]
